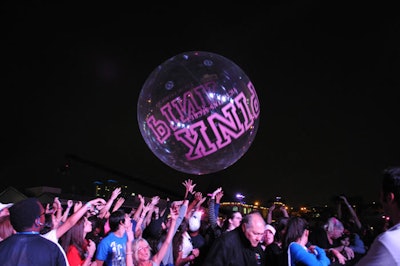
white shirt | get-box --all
[181,231,193,266]
[42,229,70,266]
[356,223,400,266]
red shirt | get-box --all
[67,245,85,266]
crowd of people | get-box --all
[0,166,400,265]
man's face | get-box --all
[243,219,265,247]
[122,213,132,231]
[37,202,46,228]
[331,227,344,240]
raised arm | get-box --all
[208,187,223,228]
[182,179,196,200]
[55,198,106,239]
[53,197,63,226]
[144,196,160,227]
[111,197,126,213]
[152,206,179,264]
[133,194,145,221]
[98,187,121,219]
[186,191,206,220]
[60,199,73,223]
[266,204,276,224]
[340,195,362,230]
[135,202,152,238]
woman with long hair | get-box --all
[60,216,96,266]
[284,216,330,266]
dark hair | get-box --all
[108,209,126,232]
[382,166,400,208]
[40,213,54,235]
[59,217,87,259]
[221,210,241,232]
[283,217,309,250]
[9,198,41,232]
[274,217,289,243]
[86,215,106,245]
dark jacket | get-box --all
[202,226,265,266]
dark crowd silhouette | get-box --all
[1,166,400,266]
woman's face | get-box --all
[137,240,151,261]
[340,236,350,247]
[230,212,242,229]
[84,217,92,234]
[263,229,275,245]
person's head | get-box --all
[0,215,15,241]
[108,209,130,232]
[40,213,56,235]
[89,215,105,235]
[263,224,276,246]
[241,211,266,247]
[0,202,13,218]
[188,210,202,232]
[283,217,309,249]
[324,217,344,240]
[60,216,92,260]
[381,166,400,219]
[9,198,45,232]
[86,215,105,245]
[132,237,152,264]
[222,210,242,232]
[339,233,351,247]
[275,217,289,243]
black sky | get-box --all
[2,2,400,206]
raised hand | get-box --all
[183,179,196,193]
[111,187,122,200]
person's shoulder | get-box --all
[36,235,64,250]
[222,228,240,238]
[265,242,282,253]
[0,234,15,247]
[41,228,57,241]
[376,224,400,243]
[289,242,302,248]
[288,242,305,253]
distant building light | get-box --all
[236,193,245,200]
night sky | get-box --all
[2,2,400,206]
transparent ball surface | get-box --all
[137,51,260,175]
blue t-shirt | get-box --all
[96,232,128,266]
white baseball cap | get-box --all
[0,202,13,212]
[265,224,276,236]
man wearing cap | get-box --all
[0,202,13,218]
[0,197,67,265]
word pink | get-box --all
[146,81,260,160]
